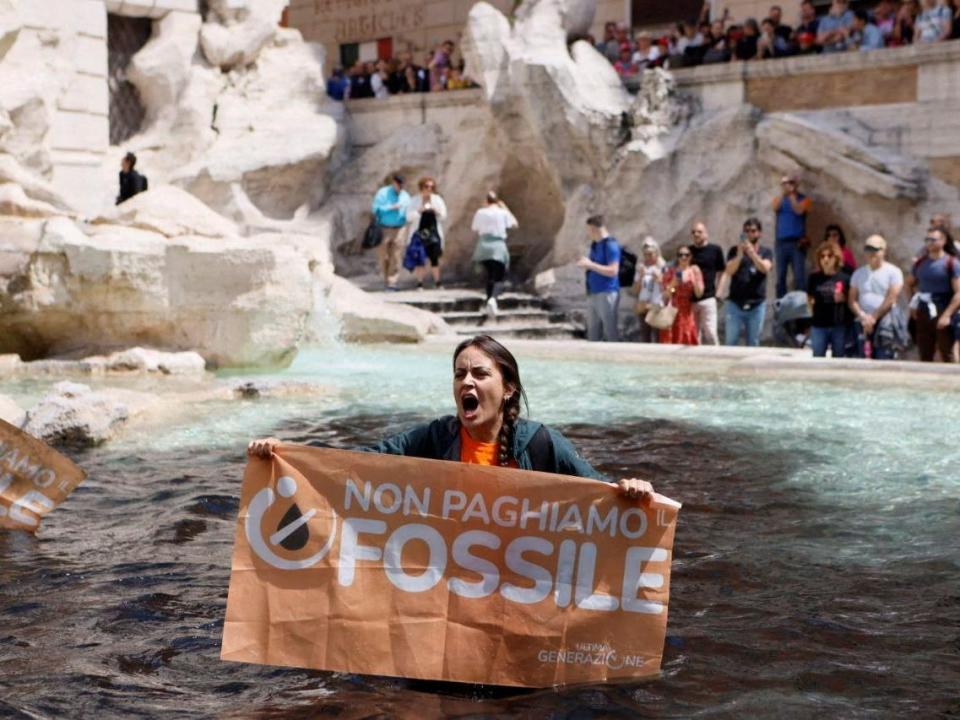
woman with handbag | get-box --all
[658,245,704,345]
[405,176,449,289]
[632,237,666,343]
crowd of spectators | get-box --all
[597,0,960,77]
[604,183,959,362]
[326,41,477,101]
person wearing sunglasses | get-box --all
[405,177,448,289]
[806,241,851,357]
[849,235,904,360]
[632,237,666,343]
[688,222,726,345]
[660,246,704,345]
[906,228,960,362]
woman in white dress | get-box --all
[633,236,666,343]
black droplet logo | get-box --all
[277,503,309,551]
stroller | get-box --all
[772,291,812,348]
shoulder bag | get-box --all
[362,217,383,249]
[645,302,678,330]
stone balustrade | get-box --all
[665,41,960,188]
[344,42,960,191]
[665,40,960,111]
[343,88,489,147]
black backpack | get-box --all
[135,172,148,194]
[362,219,383,249]
[599,238,636,288]
[618,248,637,288]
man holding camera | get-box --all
[772,173,812,299]
[723,218,774,346]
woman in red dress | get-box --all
[661,245,705,345]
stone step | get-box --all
[441,309,562,327]
[451,322,583,340]
[368,287,583,340]
[373,289,548,314]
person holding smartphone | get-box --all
[660,245,704,345]
[723,217,774,346]
[772,174,812,298]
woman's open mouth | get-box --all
[461,394,480,418]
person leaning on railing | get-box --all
[914,0,953,43]
[892,0,921,44]
[848,9,886,50]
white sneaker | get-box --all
[485,297,498,316]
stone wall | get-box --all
[672,42,960,112]
[344,87,487,146]
[0,0,202,214]
[104,0,198,16]
[338,30,960,299]
[350,42,960,168]
[670,42,960,190]
[9,1,109,213]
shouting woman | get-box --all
[249,335,655,501]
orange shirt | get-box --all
[459,427,517,468]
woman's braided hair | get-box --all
[453,335,528,467]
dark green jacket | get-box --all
[364,415,609,482]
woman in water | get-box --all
[248,335,655,501]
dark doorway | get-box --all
[340,43,359,69]
[631,0,702,27]
[107,14,152,146]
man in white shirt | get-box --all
[848,234,904,359]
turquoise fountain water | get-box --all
[1,343,957,717]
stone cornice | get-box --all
[668,40,960,86]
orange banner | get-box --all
[0,419,87,533]
[222,445,681,687]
